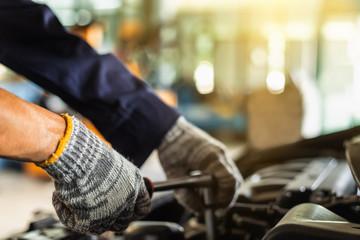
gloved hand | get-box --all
[158,116,243,213]
[39,114,151,234]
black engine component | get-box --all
[225,157,360,240]
[263,203,360,240]
[238,157,357,205]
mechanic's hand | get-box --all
[158,117,243,213]
[40,115,151,234]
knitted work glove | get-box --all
[158,117,243,213]
[38,115,151,234]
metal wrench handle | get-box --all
[153,174,217,240]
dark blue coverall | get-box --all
[0,0,180,167]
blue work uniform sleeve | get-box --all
[0,0,180,166]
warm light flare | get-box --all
[266,71,285,94]
[194,61,215,94]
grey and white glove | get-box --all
[39,115,151,234]
[158,116,243,213]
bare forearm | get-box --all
[0,88,65,162]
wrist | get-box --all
[28,110,66,163]
[0,89,67,162]
[36,114,71,166]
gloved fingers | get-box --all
[52,193,91,234]
[174,172,236,213]
[104,185,152,233]
[161,166,206,213]
[200,151,242,208]
[132,182,154,220]
[174,188,204,213]
[162,163,188,179]
[213,168,238,207]
[169,157,239,212]
[53,186,151,234]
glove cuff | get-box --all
[39,115,101,182]
[36,114,72,168]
